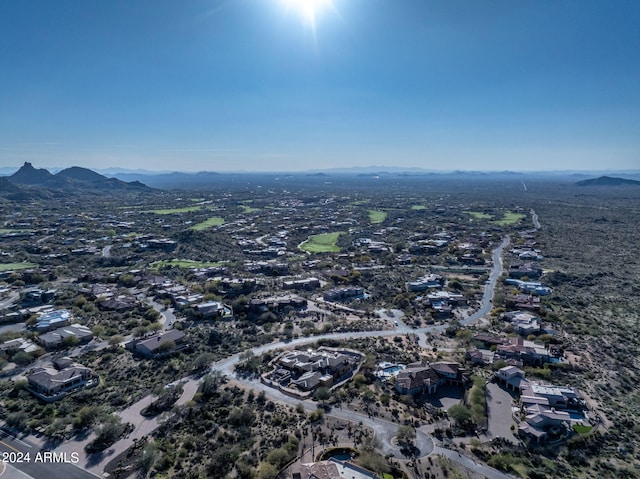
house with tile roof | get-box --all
[394,361,469,396]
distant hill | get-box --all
[5,162,152,195]
[9,162,55,185]
[576,176,640,187]
[57,166,109,182]
[0,176,22,193]
[113,171,222,189]
[0,175,55,201]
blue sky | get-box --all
[1,0,638,172]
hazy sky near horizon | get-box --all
[1,0,639,172]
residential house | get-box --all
[426,291,466,306]
[424,290,465,318]
[494,365,530,393]
[35,309,71,332]
[473,333,506,347]
[145,238,177,252]
[509,262,543,280]
[505,293,541,311]
[294,458,380,479]
[323,286,366,302]
[98,295,138,312]
[505,279,552,296]
[466,348,493,366]
[273,349,361,392]
[518,406,571,444]
[27,363,94,402]
[193,301,233,318]
[522,384,582,409]
[496,338,551,366]
[406,273,443,292]
[37,323,93,349]
[0,337,40,355]
[458,253,485,265]
[126,330,187,358]
[394,361,468,396]
[249,295,307,314]
[396,254,412,265]
[504,311,541,336]
[245,261,289,275]
[22,288,56,306]
[283,277,321,291]
[517,250,544,261]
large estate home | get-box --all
[249,294,307,314]
[394,361,469,396]
[27,361,94,402]
[270,349,361,392]
[494,366,586,444]
[496,337,552,366]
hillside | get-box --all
[576,176,640,187]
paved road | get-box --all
[0,292,20,311]
[101,245,112,258]
[530,209,540,230]
[0,322,26,336]
[485,382,516,441]
[0,463,33,479]
[461,236,510,326]
[0,428,98,479]
[148,300,177,329]
[434,446,516,479]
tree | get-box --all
[266,447,290,468]
[86,416,126,452]
[396,425,416,447]
[257,463,278,479]
[448,403,473,427]
[139,441,159,473]
[315,386,331,402]
[199,371,224,398]
[108,334,124,346]
[192,352,214,372]
[118,274,136,287]
[74,405,101,430]
[12,351,33,366]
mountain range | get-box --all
[0,162,151,200]
[1,163,640,194]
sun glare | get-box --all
[281,0,334,29]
